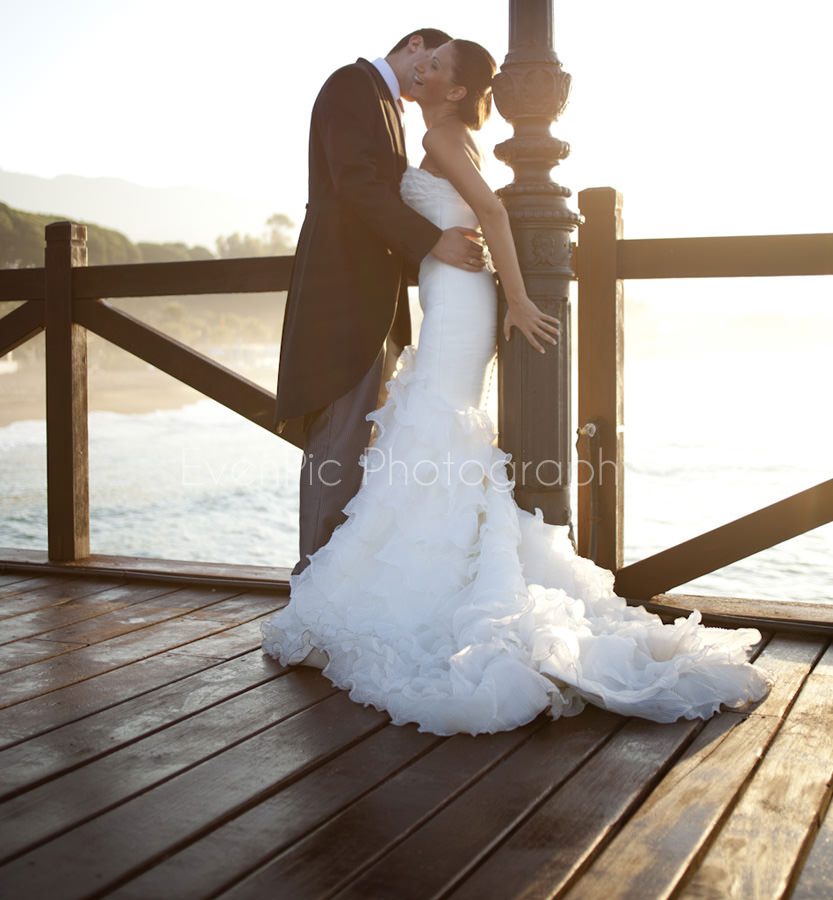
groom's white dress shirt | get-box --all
[372,57,405,116]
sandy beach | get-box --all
[0,363,277,428]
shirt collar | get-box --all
[371,57,401,103]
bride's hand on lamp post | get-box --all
[503,296,561,354]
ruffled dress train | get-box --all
[261,166,773,735]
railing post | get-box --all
[576,187,624,571]
[44,221,90,561]
[493,0,583,542]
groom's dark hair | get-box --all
[388,28,453,55]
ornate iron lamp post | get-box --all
[493,0,581,543]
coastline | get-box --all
[0,364,276,428]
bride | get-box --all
[261,39,774,735]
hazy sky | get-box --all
[3,0,832,324]
[4,0,832,237]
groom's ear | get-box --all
[406,34,425,53]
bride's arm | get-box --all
[422,127,561,353]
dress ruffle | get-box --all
[261,345,774,735]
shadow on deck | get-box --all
[0,570,831,899]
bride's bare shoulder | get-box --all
[423,123,483,173]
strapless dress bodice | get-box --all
[400,165,478,227]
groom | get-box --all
[273,28,487,576]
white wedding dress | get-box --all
[261,165,774,735]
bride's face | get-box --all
[411,42,463,108]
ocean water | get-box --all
[0,347,830,605]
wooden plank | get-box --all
[0,575,63,597]
[0,614,282,746]
[615,478,833,599]
[0,648,212,748]
[0,580,180,643]
[0,588,257,707]
[0,646,287,796]
[447,714,700,900]
[0,299,45,356]
[336,706,624,900]
[618,232,833,279]
[0,637,89,672]
[0,585,250,675]
[0,549,294,590]
[75,299,306,447]
[791,756,833,898]
[678,639,833,899]
[44,221,90,561]
[0,574,119,600]
[445,626,780,900]
[167,614,279,660]
[556,633,824,899]
[0,668,337,858]
[174,592,280,623]
[0,583,259,640]
[222,720,546,899]
[814,638,833,677]
[642,593,833,635]
[576,186,624,570]
[0,690,388,898]
[72,255,294,299]
[568,715,776,900]
[16,590,246,645]
[0,638,92,675]
[0,572,56,596]
[0,267,45,301]
[107,725,444,900]
[0,574,44,589]
[0,576,125,617]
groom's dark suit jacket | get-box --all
[272,58,442,438]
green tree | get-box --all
[0,200,218,266]
[138,242,214,263]
[215,213,296,259]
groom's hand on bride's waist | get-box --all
[429,228,487,272]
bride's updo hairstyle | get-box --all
[448,39,497,130]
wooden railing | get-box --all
[575,187,833,614]
[1,211,831,629]
[0,221,296,562]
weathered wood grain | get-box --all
[108,725,445,900]
[336,706,624,900]
[678,639,833,899]
[223,722,545,899]
[0,581,180,643]
[0,691,388,899]
[0,647,287,796]
[0,668,336,859]
[0,614,281,746]
[0,576,124,617]
[0,588,257,707]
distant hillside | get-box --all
[0,168,280,249]
[0,194,295,268]
[0,190,294,370]
[0,199,215,267]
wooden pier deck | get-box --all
[0,570,831,899]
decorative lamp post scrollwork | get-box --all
[493,0,582,544]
